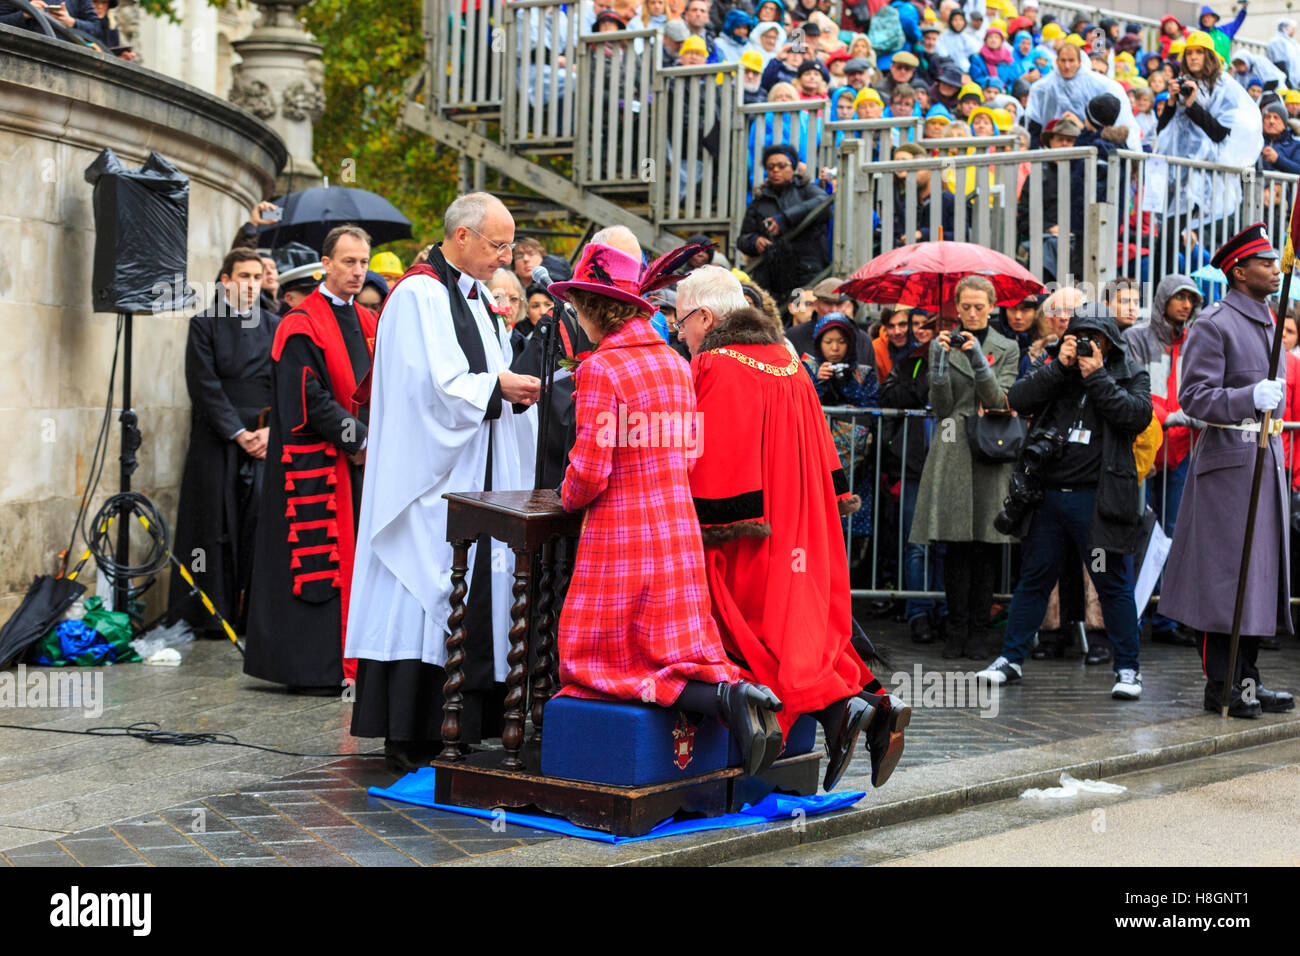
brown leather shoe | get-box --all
[862,693,911,788]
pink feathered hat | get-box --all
[546,243,654,313]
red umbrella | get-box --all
[838,242,1044,309]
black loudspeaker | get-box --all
[84,148,195,314]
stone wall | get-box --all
[0,27,286,624]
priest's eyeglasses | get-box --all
[467,225,517,255]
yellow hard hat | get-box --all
[681,35,707,55]
[370,251,404,278]
[740,49,763,72]
[989,107,1014,131]
[1184,30,1216,53]
[969,106,996,126]
[1287,89,1300,104]
[854,87,883,108]
[1041,22,1064,41]
[959,81,984,101]
[1065,33,1086,47]
[1168,37,1186,55]
[990,18,1007,34]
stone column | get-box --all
[229,0,324,194]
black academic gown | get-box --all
[243,292,370,689]
[511,306,594,488]
[168,296,278,635]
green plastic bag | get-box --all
[80,597,140,664]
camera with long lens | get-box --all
[994,426,1070,534]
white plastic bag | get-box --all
[1019,771,1127,799]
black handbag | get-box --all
[965,399,1027,464]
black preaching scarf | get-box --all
[424,244,504,420]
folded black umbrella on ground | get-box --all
[0,576,86,669]
[256,186,413,250]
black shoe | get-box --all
[384,739,430,774]
[1085,643,1113,666]
[965,629,989,661]
[1204,684,1263,718]
[718,682,783,777]
[822,696,872,792]
[1259,635,1281,650]
[910,616,934,644]
[1031,630,1063,660]
[1257,686,1295,712]
[941,625,965,659]
[1150,628,1197,647]
[860,692,910,788]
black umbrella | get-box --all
[0,576,86,668]
[256,186,413,250]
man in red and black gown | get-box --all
[244,225,378,694]
[678,268,910,790]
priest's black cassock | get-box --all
[243,285,377,689]
[168,294,279,635]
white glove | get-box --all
[1253,379,1284,412]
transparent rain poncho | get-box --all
[1155,73,1263,222]
[1025,66,1143,149]
[1267,24,1300,88]
[1229,51,1286,90]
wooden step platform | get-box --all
[432,745,823,838]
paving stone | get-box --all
[110,820,192,850]
[309,788,392,813]
[383,837,468,865]
[157,807,239,835]
[58,838,146,866]
[270,841,357,867]
[226,815,316,844]
[341,811,443,839]
[140,846,221,867]
[201,794,279,818]
[274,803,352,829]
[188,831,281,861]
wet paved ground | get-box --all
[2,611,1297,866]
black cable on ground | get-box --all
[0,722,383,760]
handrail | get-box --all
[913,135,1017,151]
[739,99,831,114]
[1114,147,1262,174]
[855,145,1097,172]
[823,116,922,131]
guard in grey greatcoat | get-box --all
[1160,223,1296,718]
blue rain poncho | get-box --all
[1025,65,1142,149]
[1155,73,1264,222]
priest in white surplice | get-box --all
[346,193,541,772]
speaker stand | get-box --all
[114,310,141,613]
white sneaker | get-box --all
[1112,668,1142,700]
[976,656,1022,686]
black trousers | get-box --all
[941,541,999,639]
[1201,631,1262,688]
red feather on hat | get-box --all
[638,241,717,296]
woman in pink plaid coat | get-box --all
[547,242,784,776]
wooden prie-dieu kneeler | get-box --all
[431,491,822,838]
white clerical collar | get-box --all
[318,282,354,306]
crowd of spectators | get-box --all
[2,0,137,58]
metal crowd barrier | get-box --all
[822,402,1300,607]
[832,141,1099,286]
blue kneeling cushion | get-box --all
[542,697,730,787]
[541,698,821,788]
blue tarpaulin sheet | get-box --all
[368,767,865,844]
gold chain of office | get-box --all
[714,347,800,377]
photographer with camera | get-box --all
[977,303,1153,700]
[909,275,1021,660]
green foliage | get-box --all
[304,0,458,264]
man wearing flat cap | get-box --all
[876,49,921,100]
[1160,222,1296,717]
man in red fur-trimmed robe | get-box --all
[244,226,377,694]
[679,268,910,789]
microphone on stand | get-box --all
[531,264,561,489]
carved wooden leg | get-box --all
[552,535,577,688]
[501,546,532,771]
[530,538,557,741]
[438,539,473,762]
